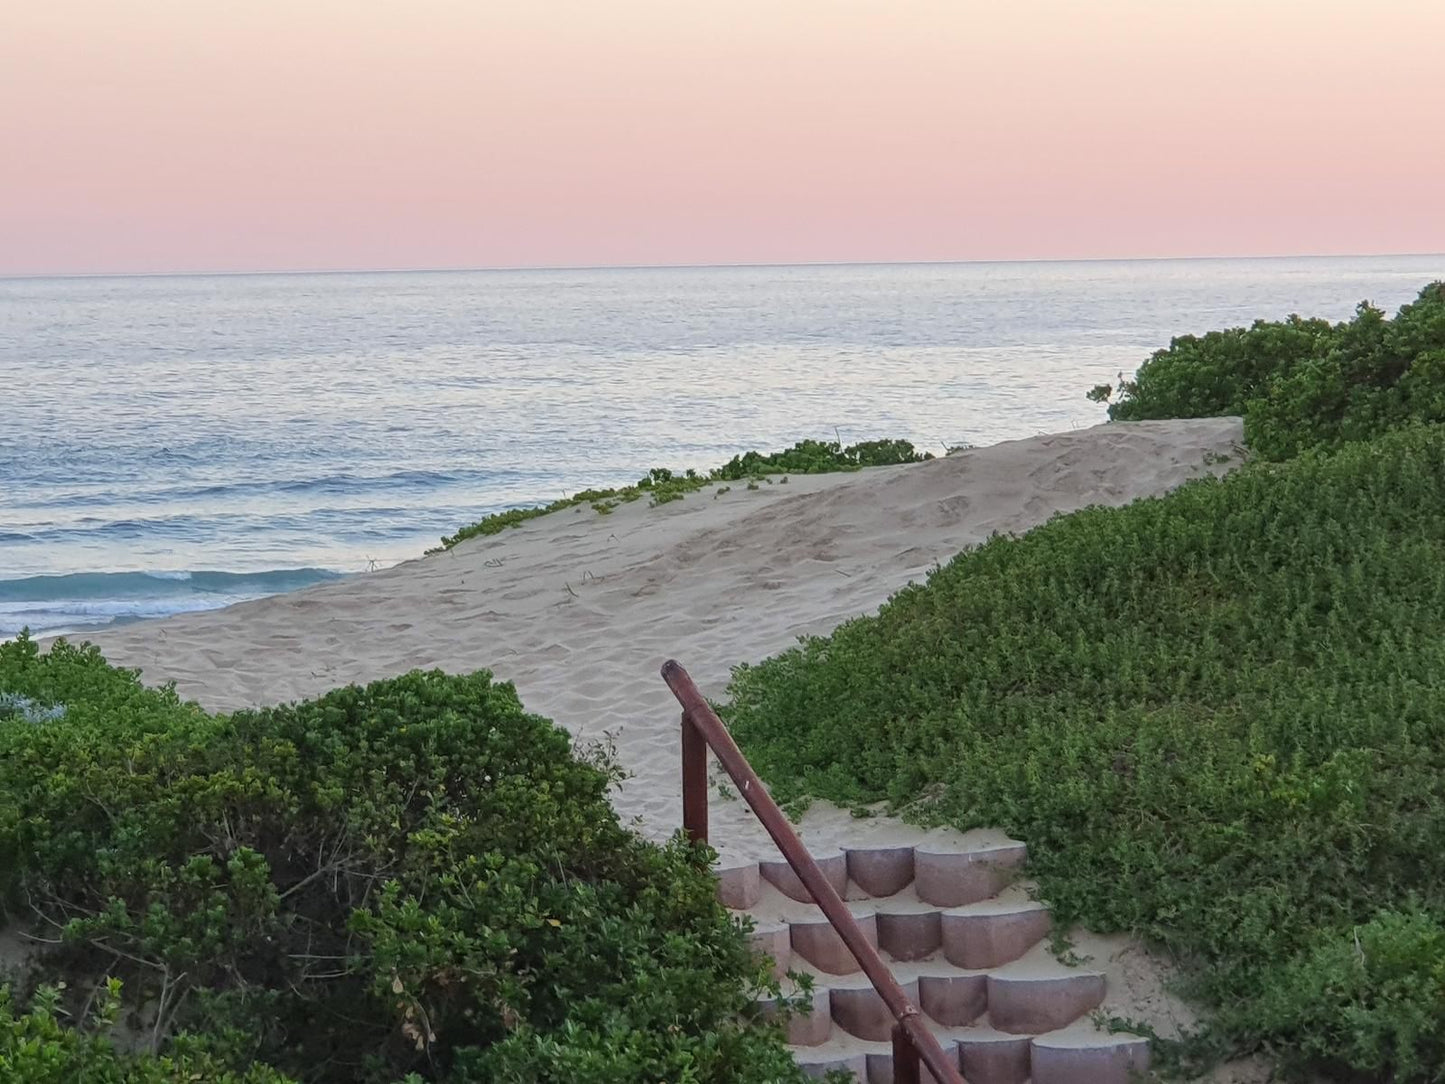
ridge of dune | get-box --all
[79,416,1243,861]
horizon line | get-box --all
[5,250,1445,283]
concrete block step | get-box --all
[757,985,831,1047]
[1030,1020,1151,1084]
[790,1020,1150,1084]
[715,827,1028,910]
[984,943,1107,1035]
[776,942,1104,1042]
[914,839,1028,908]
[761,847,849,903]
[792,1034,959,1084]
[740,882,1053,979]
[940,896,1052,969]
[955,1025,1031,1084]
[791,910,881,974]
[829,978,920,1042]
[719,828,1144,1082]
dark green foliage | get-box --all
[712,438,927,480]
[435,437,930,550]
[1241,910,1445,1083]
[0,984,293,1083]
[0,639,804,1083]
[1246,286,1445,459]
[1105,314,1335,421]
[722,425,1445,1080]
[1100,283,1445,459]
[432,473,710,550]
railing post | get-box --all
[893,1022,921,1084]
[680,710,708,846]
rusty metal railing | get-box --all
[662,660,964,1084]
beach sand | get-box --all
[79,416,1244,866]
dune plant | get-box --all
[0,983,294,1083]
[0,638,806,1084]
[1241,909,1445,1082]
[434,437,930,551]
[723,424,1445,1081]
[1092,281,1445,459]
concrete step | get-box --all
[775,942,1104,1041]
[791,910,881,974]
[761,847,849,903]
[829,977,921,1042]
[793,1036,870,1081]
[739,881,1053,980]
[1030,1020,1152,1084]
[717,828,1028,911]
[792,1033,960,1084]
[756,985,832,1047]
[914,839,1029,908]
[718,827,1146,1083]
[940,894,1052,970]
[792,1021,1150,1084]
[984,943,1107,1035]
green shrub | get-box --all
[0,639,805,1083]
[1106,314,1335,421]
[1246,285,1445,459]
[712,438,927,480]
[722,425,1445,1078]
[1099,282,1445,459]
[435,437,930,550]
[0,983,293,1083]
[1242,910,1445,1082]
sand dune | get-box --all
[81,417,1243,863]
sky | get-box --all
[3,0,1444,275]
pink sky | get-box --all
[3,0,1443,275]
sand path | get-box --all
[81,417,1243,864]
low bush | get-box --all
[435,437,930,550]
[1241,909,1445,1082]
[0,984,293,1083]
[712,438,926,480]
[0,638,805,1083]
[1095,282,1445,459]
[722,425,1445,1080]
[1104,314,1335,422]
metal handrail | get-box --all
[662,660,964,1084]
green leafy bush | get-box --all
[1098,282,1445,459]
[1246,285,1445,459]
[1105,314,1335,421]
[723,425,1445,1079]
[0,639,805,1083]
[712,438,927,480]
[1241,910,1445,1082]
[436,437,930,550]
[0,983,293,1083]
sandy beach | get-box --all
[77,416,1243,865]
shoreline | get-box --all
[0,566,352,642]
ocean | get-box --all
[3,255,1442,639]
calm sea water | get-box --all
[3,256,1442,637]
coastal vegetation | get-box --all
[723,283,1445,1081]
[0,638,808,1083]
[1092,281,1445,459]
[434,437,930,551]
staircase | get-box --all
[661,658,1150,1084]
[715,833,1150,1083]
